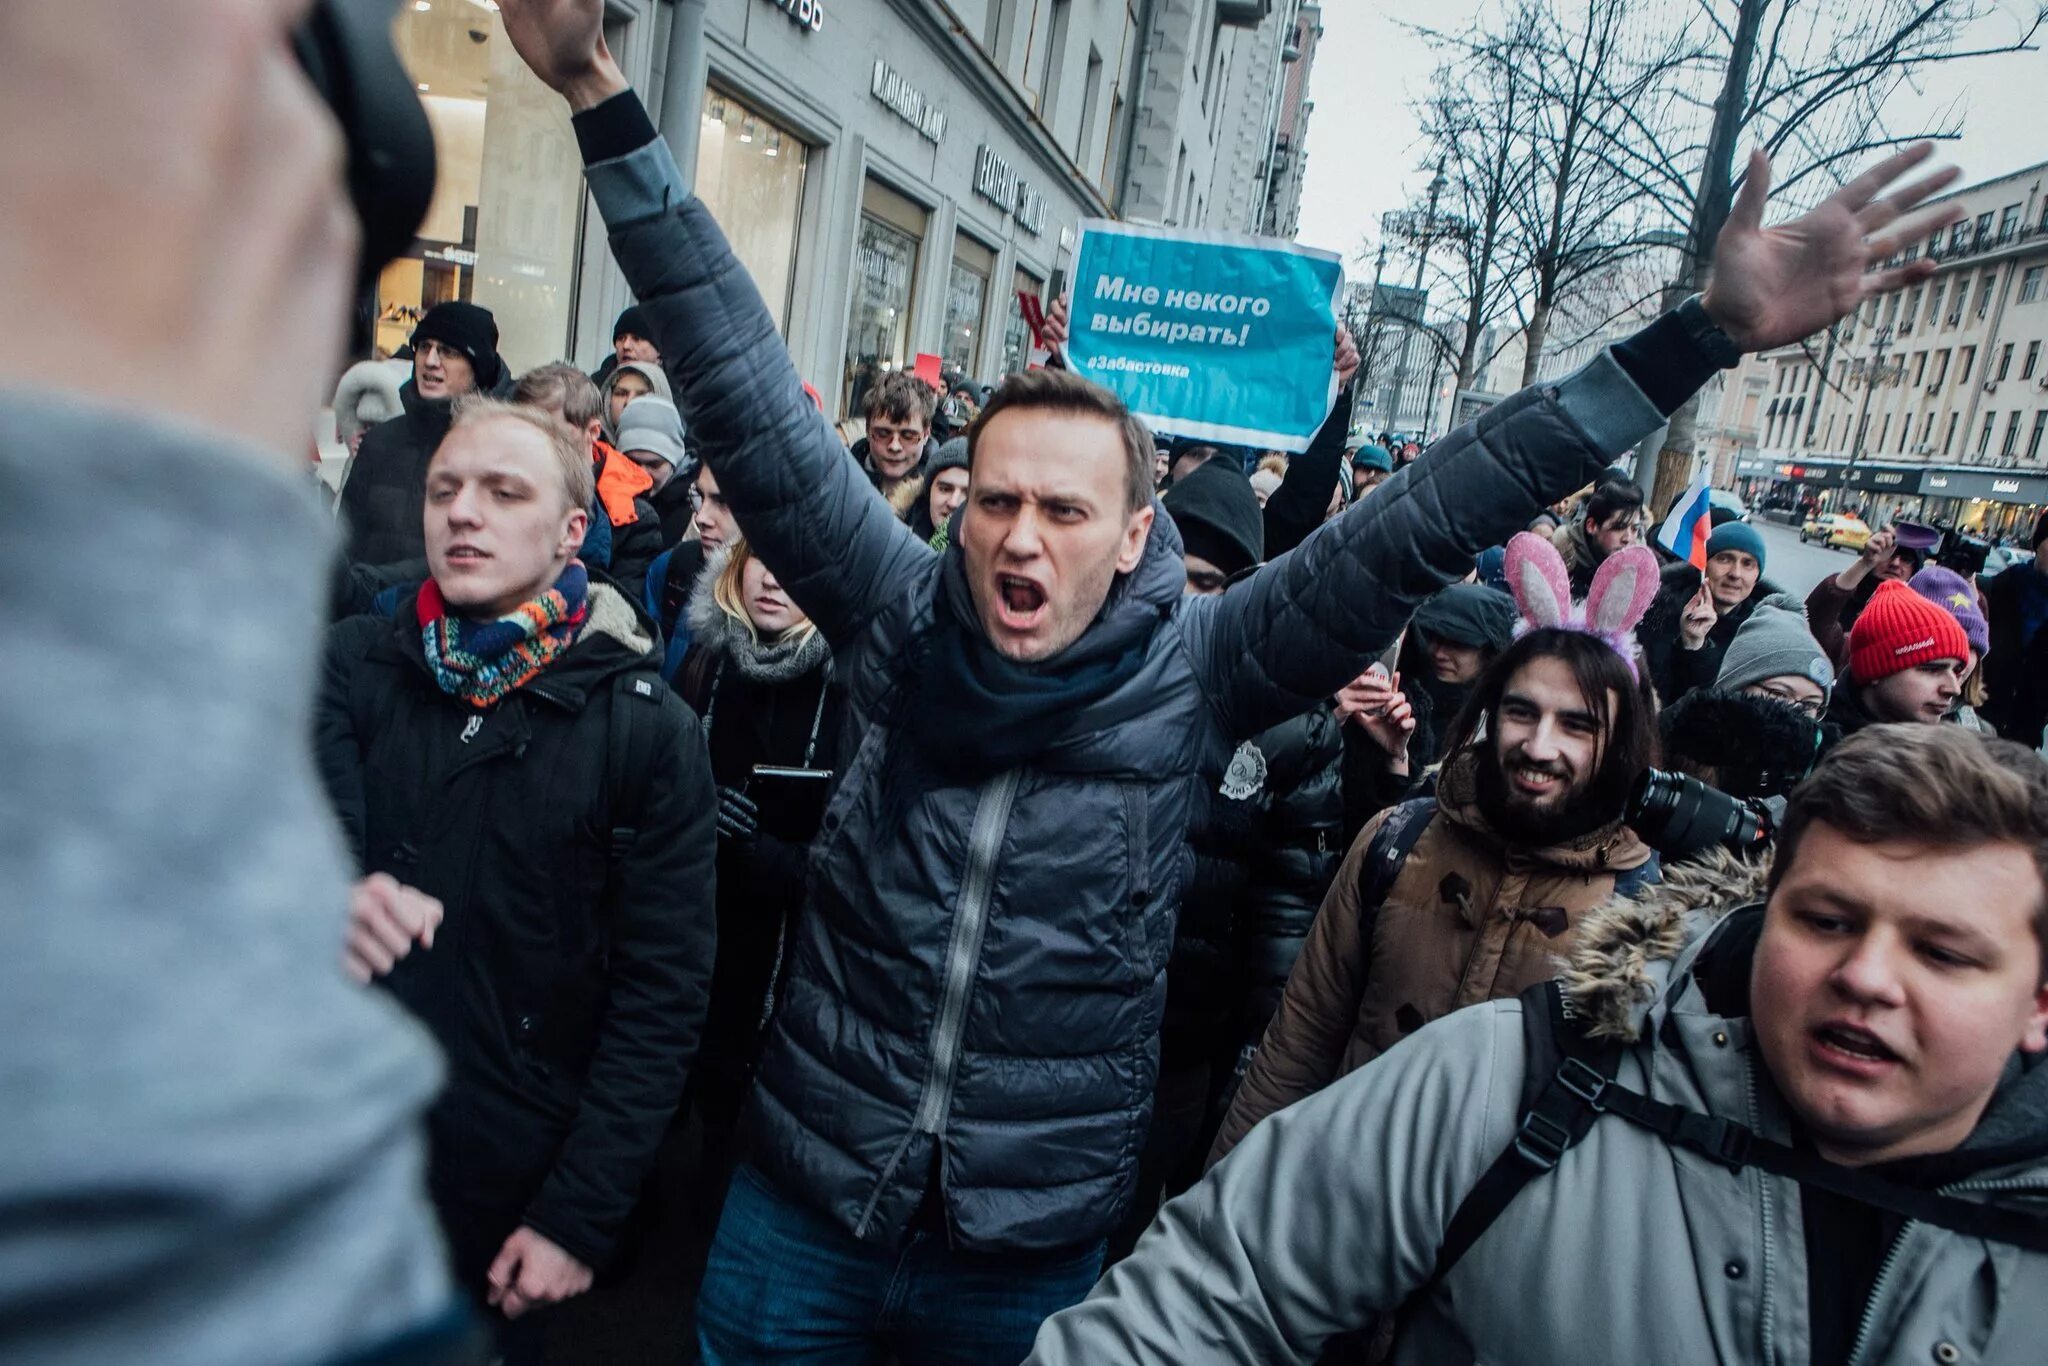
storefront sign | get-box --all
[1920,469,2048,503]
[974,146,1046,236]
[426,245,479,267]
[762,0,823,33]
[871,60,945,143]
[1065,219,1344,451]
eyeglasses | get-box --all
[1750,685,1826,718]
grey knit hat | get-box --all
[616,395,687,469]
[1715,594,1835,696]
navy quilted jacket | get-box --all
[579,100,1665,1252]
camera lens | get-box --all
[1626,769,1771,863]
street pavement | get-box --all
[1748,517,1850,601]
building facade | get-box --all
[359,0,1314,435]
[1257,2,1319,239]
[1730,158,2048,538]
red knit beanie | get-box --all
[1849,579,1971,684]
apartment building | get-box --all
[1731,157,2048,537]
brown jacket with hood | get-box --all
[1210,746,1653,1162]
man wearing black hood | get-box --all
[339,301,511,567]
[1111,457,1347,1257]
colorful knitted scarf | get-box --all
[418,562,591,709]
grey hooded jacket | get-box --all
[580,102,1665,1253]
[1028,852,2048,1363]
[0,396,454,1363]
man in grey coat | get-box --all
[1030,724,2048,1364]
[495,5,1962,1356]
[1,2,461,1363]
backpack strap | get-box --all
[605,671,664,868]
[1358,796,1438,911]
[1420,980,1622,1290]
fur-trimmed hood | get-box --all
[1563,847,1769,1041]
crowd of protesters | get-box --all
[11,2,2048,1364]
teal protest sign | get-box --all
[1065,221,1343,452]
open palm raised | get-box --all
[1701,143,1966,354]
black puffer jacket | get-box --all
[314,583,717,1270]
[1165,705,1345,1052]
[584,113,1664,1253]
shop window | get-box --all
[843,178,928,417]
[1001,267,1047,376]
[380,2,588,371]
[697,90,809,334]
[943,236,997,378]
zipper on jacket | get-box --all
[911,769,1022,1137]
[1745,1053,1778,1364]
[1844,1172,2048,1366]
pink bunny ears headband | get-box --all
[1502,532,1660,680]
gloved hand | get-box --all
[717,786,760,842]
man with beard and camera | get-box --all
[1212,570,1662,1163]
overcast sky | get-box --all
[1293,0,2045,274]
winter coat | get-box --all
[1163,705,1346,1054]
[1030,852,2048,1364]
[2,395,458,1366]
[315,583,718,1271]
[337,381,452,568]
[582,128,1665,1253]
[649,473,696,547]
[1982,560,2048,748]
[338,374,512,568]
[675,555,846,1124]
[1550,517,1605,596]
[1211,747,1653,1162]
[1637,559,1784,703]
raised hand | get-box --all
[1334,326,1360,388]
[1678,583,1718,651]
[342,873,443,984]
[1701,142,1965,354]
[496,0,626,110]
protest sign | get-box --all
[1064,221,1343,451]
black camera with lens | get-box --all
[1626,768,1775,863]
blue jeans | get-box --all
[697,1165,1105,1364]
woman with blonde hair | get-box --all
[673,539,844,1181]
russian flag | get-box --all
[1656,474,1713,570]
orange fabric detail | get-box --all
[592,440,653,526]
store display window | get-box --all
[378,0,585,372]
[943,236,996,378]
[843,178,928,417]
[697,90,810,333]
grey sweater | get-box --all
[0,395,454,1363]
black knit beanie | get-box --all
[410,301,502,389]
[614,305,650,342]
[1162,458,1264,577]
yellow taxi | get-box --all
[1799,513,1871,550]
